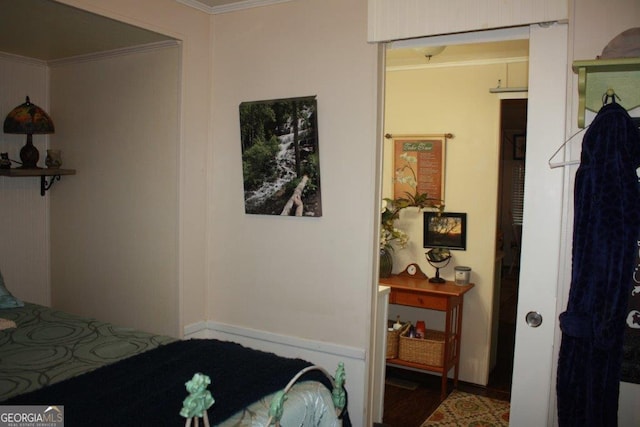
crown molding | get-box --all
[175,0,213,13]
[176,0,295,14]
[0,51,48,67]
[47,40,181,67]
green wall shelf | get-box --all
[572,57,640,128]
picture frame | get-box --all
[391,135,447,204]
[239,95,322,217]
[423,212,467,250]
[513,134,526,160]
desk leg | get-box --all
[453,300,463,388]
[440,372,447,401]
[441,302,453,401]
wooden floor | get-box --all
[381,268,518,427]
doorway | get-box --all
[376,23,569,426]
[381,41,529,426]
[382,107,527,420]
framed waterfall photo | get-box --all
[239,96,322,217]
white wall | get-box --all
[56,0,212,333]
[49,44,181,337]
[209,0,378,424]
[0,55,50,306]
[0,1,212,337]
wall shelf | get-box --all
[0,168,76,196]
[572,57,640,128]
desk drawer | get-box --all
[390,290,447,310]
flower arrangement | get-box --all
[380,199,409,251]
[380,152,443,252]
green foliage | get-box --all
[301,152,320,194]
[242,135,280,191]
[239,102,277,152]
[392,191,444,211]
[283,178,299,194]
[239,98,316,153]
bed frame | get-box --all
[182,363,347,427]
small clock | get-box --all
[398,263,427,279]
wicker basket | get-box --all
[386,321,408,359]
[398,328,449,366]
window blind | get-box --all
[512,163,525,225]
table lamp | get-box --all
[3,96,55,169]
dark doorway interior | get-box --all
[488,97,528,391]
[498,98,528,276]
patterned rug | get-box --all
[421,390,510,426]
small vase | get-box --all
[0,153,10,169]
[379,248,393,278]
[45,149,62,168]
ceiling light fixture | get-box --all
[413,46,446,61]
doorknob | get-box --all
[525,311,543,327]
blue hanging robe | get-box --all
[557,102,640,426]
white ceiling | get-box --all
[0,0,175,61]
[0,0,292,61]
[386,40,530,69]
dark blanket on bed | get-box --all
[5,338,349,426]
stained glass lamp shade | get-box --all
[3,96,55,169]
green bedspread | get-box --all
[0,304,344,427]
[0,303,175,401]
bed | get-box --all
[0,298,349,426]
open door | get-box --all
[510,22,568,426]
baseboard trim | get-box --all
[184,320,365,361]
[183,320,209,338]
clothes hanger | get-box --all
[548,89,620,169]
[548,128,586,169]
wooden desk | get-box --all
[380,266,474,400]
